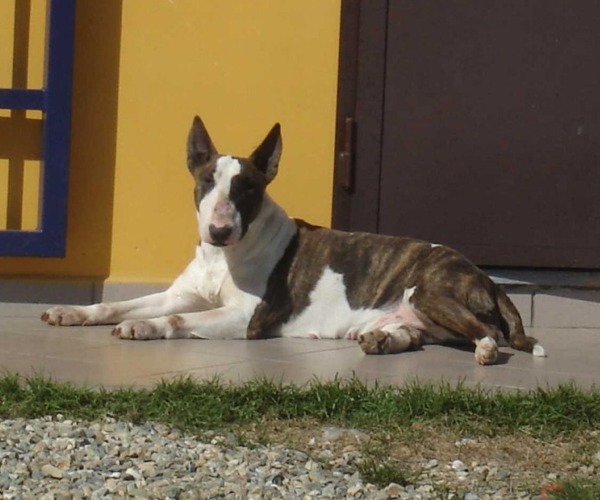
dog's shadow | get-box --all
[437,343,514,365]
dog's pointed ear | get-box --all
[187,115,217,172]
[250,123,282,183]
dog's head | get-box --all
[186,115,281,247]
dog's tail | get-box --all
[497,287,546,357]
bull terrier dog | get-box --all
[42,115,546,365]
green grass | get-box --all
[1,373,600,438]
[547,477,600,499]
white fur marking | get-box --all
[477,336,497,348]
[214,156,242,194]
[280,267,382,339]
[381,323,405,334]
[198,156,243,245]
[403,286,416,303]
[474,335,499,365]
[431,243,442,248]
[380,324,415,352]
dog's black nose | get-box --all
[209,224,233,245]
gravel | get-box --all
[0,416,567,499]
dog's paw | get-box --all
[41,306,89,326]
[358,330,390,355]
[359,325,422,354]
[475,336,498,365]
[112,320,162,340]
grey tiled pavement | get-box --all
[1,303,599,390]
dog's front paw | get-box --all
[41,306,89,326]
[112,320,162,340]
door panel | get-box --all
[333,0,389,234]
[335,1,600,268]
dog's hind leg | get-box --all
[496,287,546,357]
[358,324,423,355]
[412,292,502,365]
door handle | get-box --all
[337,117,356,191]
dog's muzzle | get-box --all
[208,224,234,246]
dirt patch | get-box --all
[233,419,600,494]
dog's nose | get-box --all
[209,224,233,245]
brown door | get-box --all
[334,1,600,268]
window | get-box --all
[0,0,76,256]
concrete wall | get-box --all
[0,0,341,284]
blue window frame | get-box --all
[0,0,76,257]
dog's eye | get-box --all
[203,172,214,184]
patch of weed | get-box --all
[357,441,413,488]
[547,477,600,500]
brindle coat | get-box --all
[248,220,533,354]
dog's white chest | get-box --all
[183,245,230,305]
[185,243,267,314]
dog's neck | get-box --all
[227,194,296,259]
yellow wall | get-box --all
[0,0,341,284]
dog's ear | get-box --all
[187,115,217,172]
[250,123,282,183]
